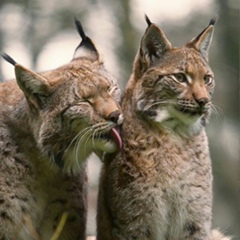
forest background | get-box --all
[0,0,238,237]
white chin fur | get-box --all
[152,107,203,136]
[167,106,201,126]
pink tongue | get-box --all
[110,128,122,150]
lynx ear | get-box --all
[15,65,50,97]
[72,17,100,61]
[141,15,172,63]
[2,53,50,109]
[135,15,172,76]
[186,18,216,60]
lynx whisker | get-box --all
[90,122,111,149]
[69,130,84,149]
[64,127,92,167]
[92,123,115,152]
[73,122,107,162]
[211,104,224,122]
[147,99,173,109]
[74,128,92,163]
[91,128,99,151]
[66,122,104,154]
[138,99,173,116]
[88,122,112,150]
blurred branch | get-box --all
[115,0,139,85]
[216,0,239,122]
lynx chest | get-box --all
[125,131,212,239]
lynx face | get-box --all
[133,17,215,136]
[3,19,123,175]
[39,64,123,174]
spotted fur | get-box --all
[97,17,231,240]
[0,19,122,240]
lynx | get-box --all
[97,16,231,240]
[0,19,122,240]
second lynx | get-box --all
[97,17,231,240]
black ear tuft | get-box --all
[186,18,216,60]
[134,17,172,78]
[74,17,87,41]
[1,53,17,66]
[209,16,218,26]
[73,17,99,60]
[74,17,97,52]
[193,17,217,43]
[145,14,152,27]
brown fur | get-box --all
[0,20,122,240]
[97,17,231,240]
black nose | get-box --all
[108,110,121,123]
[196,98,209,107]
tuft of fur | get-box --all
[1,52,17,66]
[212,229,232,240]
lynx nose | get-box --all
[108,110,123,125]
[196,97,209,107]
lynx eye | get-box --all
[79,96,93,104]
[173,73,188,83]
[108,86,117,95]
[203,75,213,85]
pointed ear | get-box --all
[2,53,50,97]
[15,65,51,109]
[15,65,50,97]
[72,17,100,61]
[134,15,172,77]
[186,18,216,60]
[2,53,50,109]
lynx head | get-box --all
[130,16,216,136]
[2,18,123,174]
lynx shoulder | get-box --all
[0,19,122,240]
[97,17,231,240]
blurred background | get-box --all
[0,0,238,238]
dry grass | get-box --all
[18,212,68,240]
[16,211,96,239]
[49,212,68,240]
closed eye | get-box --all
[73,97,92,105]
[108,86,121,102]
[108,86,118,95]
